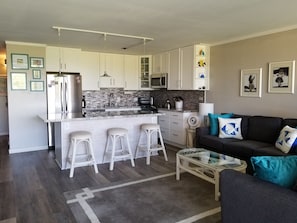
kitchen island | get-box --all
[39,110,162,170]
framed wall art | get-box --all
[11,72,27,90]
[268,60,295,94]
[32,69,41,79]
[30,81,44,92]
[240,68,262,97]
[30,57,44,68]
[11,53,29,70]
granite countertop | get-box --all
[39,110,162,123]
[158,108,198,113]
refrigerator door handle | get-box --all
[60,82,64,113]
[65,82,68,113]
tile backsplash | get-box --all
[150,89,205,110]
[83,89,150,109]
[83,88,205,111]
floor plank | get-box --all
[0,135,178,222]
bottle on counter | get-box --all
[165,99,171,110]
[82,95,86,108]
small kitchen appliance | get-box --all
[150,73,168,89]
[138,97,158,112]
[174,96,183,111]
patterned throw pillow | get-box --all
[275,125,297,153]
[218,117,243,139]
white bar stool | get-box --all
[67,131,98,178]
[136,123,168,165]
[103,128,135,171]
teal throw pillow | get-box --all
[208,113,233,136]
[251,155,297,188]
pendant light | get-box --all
[57,28,63,77]
[101,34,111,77]
[143,38,146,55]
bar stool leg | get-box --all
[109,135,116,171]
[146,129,151,165]
[88,138,98,174]
[126,134,135,167]
[158,129,168,161]
[69,138,77,178]
[135,131,142,158]
[103,135,110,163]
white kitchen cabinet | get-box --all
[139,55,152,90]
[46,46,81,72]
[180,45,195,90]
[124,55,139,90]
[168,49,180,90]
[158,112,170,140]
[158,109,198,148]
[152,52,169,73]
[80,51,100,90]
[167,44,210,90]
[99,53,124,88]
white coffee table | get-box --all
[176,148,247,201]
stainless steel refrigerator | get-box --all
[46,72,82,148]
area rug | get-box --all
[64,172,221,223]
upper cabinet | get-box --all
[45,44,209,91]
[152,52,169,73]
[80,51,100,90]
[124,55,139,90]
[46,46,81,72]
[139,55,152,90]
[168,48,180,90]
[167,44,210,90]
[180,45,195,90]
[99,53,124,88]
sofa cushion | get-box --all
[252,146,289,156]
[275,125,297,153]
[223,140,272,158]
[198,134,238,154]
[251,155,297,188]
[247,116,283,143]
[208,113,233,136]
[218,117,243,139]
[283,118,297,128]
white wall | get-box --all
[208,29,297,118]
[6,42,48,153]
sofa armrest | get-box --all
[220,169,297,223]
[195,126,209,147]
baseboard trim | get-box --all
[0,132,9,136]
[9,145,48,154]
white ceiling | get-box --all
[1,0,297,54]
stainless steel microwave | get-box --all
[150,73,168,89]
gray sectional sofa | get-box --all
[196,114,297,173]
[220,169,297,223]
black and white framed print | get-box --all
[240,68,262,97]
[268,60,295,94]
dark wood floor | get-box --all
[0,135,177,223]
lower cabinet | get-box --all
[158,110,198,148]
